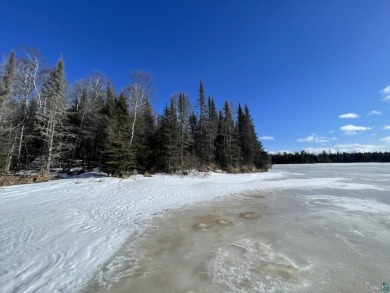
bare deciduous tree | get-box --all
[11,48,47,167]
[69,72,108,165]
[126,70,154,148]
[36,59,69,171]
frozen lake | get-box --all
[87,163,390,293]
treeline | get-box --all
[0,49,270,176]
[272,151,390,164]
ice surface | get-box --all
[303,194,390,213]
[1,163,389,292]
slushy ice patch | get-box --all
[239,212,261,219]
[192,214,233,230]
[205,238,305,292]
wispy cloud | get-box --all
[269,150,291,154]
[334,143,388,152]
[382,85,390,101]
[303,147,336,154]
[259,136,274,141]
[339,113,359,119]
[305,143,390,154]
[368,110,382,116]
[380,136,390,143]
[383,126,390,130]
[340,124,371,135]
[297,133,329,143]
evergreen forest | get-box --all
[0,50,270,176]
[271,150,390,164]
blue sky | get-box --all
[1,0,390,153]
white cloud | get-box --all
[368,110,382,116]
[333,143,389,153]
[259,136,274,141]
[297,133,329,143]
[380,136,390,143]
[305,143,390,154]
[383,126,390,130]
[340,124,371,135]
[269,150,292,154]
[329,129,335,134]
[303,147,337,154]
[381,85,390,101]
[339,113,359,119]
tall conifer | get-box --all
[36,58,71,170]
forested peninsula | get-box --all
[0,50,270,177]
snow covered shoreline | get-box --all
[0,165,388,292]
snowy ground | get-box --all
[0,164,389,292]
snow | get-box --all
[0,167,388,293]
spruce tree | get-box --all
[134,98,155,171]
[0,51,17,172]
[195,80,208,165]
[205,96,218,163]
[236,104,269,169]
[0,51,16,124]
[157,97,180,172]
[217,101,241,168]
[188,111,197,157]
[103,91,136,176]
[177,92,192,170]
[216,110,224,166]
[35,58,71,171]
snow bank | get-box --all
[0,169,387,292]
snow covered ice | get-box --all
[1,164,390,292]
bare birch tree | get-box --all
[6,48,47,171]
[126,71,154,148]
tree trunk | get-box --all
[5,130,18,173]
[17,125,24,163]
[45,118,56,171]
[129,97,138,148]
